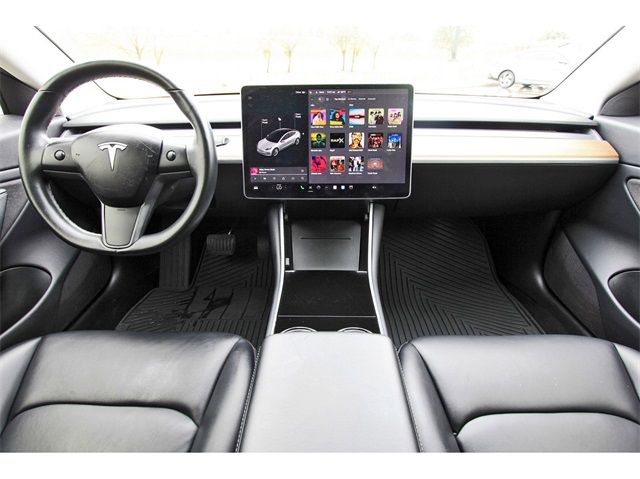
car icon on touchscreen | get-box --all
[257,128,301,157]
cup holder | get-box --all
[281,326,318,334]
[280,326,373,334]
[338,327,373,334]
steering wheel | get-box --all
[18,60,217,255]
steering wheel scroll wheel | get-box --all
[19,60,217,255]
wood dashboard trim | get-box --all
[411,136,618,163]
[166,130,620,164]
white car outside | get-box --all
[489,46,573,89]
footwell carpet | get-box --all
[379,219,542,347]
[118,233,272,347]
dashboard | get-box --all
[241,85,413,199]
[58,92,620,216]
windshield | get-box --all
[40,23,621,99]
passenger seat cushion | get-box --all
[399,335,640,452]
[0,331,254,452]
[2,404,198,452]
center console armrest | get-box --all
[238,332,420,452]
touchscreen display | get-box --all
[241,85,413,199]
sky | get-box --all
[41,22,622,98]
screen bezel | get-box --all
[241,84,414,200]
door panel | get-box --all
[0,114,111,348]
[545,87,640,349]
[559,167,640,349]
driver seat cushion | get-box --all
[0,331,254,452]
[399,335,640,452]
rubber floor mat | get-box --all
[117,232,272,347]
[379,218,543,347]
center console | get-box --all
[243,84,413,336]
[239,332,419,452]
[238,85,417,451]
[264,202,387,335]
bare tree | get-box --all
[333,30,364,72]
[434,26,472,61]
[370,43,381,71]
[131,34,145,60]
[350,42,362,72]
[115,33,146,60]
[282,41,297,73]
[262,45,272,74]
[153,46,164,66]
[333,33,350,72]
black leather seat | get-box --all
[0,331,254,452]
[399,335,640,452]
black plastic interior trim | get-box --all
[608,270,640,322]
[412,120,595,133]
[600,82,640,117]
[66,122,240,134]
[0,69,37,115]
[66,119,594,135]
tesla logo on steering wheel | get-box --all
[97,142,127,170]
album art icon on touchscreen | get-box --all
[349,132,364,149]
[330,133,346,149]
[310,132,327,149]
[349,156,364,172]
[330,108,346,126]
[388,133,402,149]
[368,132,384,149]
[330,156,346,173]
[310,108,327,126]
[368,108,385,125]
[311,155,328,173]
[367,158,384,171]
[388,108,404,125]
[349,108,365,126]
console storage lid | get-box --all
[239,332,419,452]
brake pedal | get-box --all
[206,234,236,256]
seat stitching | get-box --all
[3,337,44,431]
[188,337,243,452]
[611,342,640,402]
[7,335,245,426]
[409,343,460,449]
[6,402,198,428]
[394,346,424,452]
[456,410,640,437]
[458,405,640,434]
[13,393,203,421]
[195,338,243,424]
[235,344,261,452]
